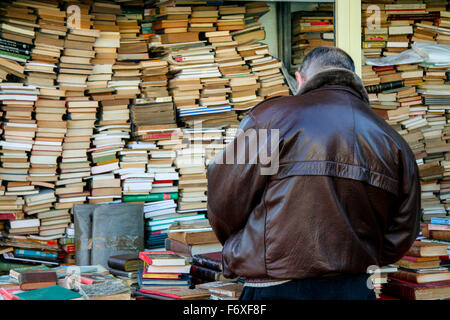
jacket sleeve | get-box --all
[380,148,422,266]
[207,113,271,245]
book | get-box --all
[165,238,222,257]
[192,252,223,271]
[18,271,57,291]
[406,241,448,257]
[15,285,83,300]
[384,278,450,300]
[107,253,143,272]
[139,251,186,266]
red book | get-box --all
[0,287,20,300]
[385,277,450,300]
[401,255,439,262]
[143,133,176,140]
[306,22,331,26]
[152,180,174,184]
[139,250,185,266]
[0,213,16,220]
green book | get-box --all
[0,49,29,60]
[0,260,35,273]
[93,154,117,164]
[15,285,83,300]
[123,192,179,202]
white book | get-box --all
[10,219,40,229]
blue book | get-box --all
[15,249,58,259]
[430,217,450,225]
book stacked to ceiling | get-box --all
[56,3,99,210]
[27,3,67,214]
[291,4,335,66]
[137,250,192,296]
[86,2,125,206]
[383,241,450,300]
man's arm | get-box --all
[207,113,271,245]
[380,149,421,266]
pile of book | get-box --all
[136,250,192,295]
[362,58,450,221]
[383,241,450,300]
[361,1,447,58]
[107,253,143,288]
[164,219,222,264]
[145,207,206,250]
[291,4,335,66]
[0,264,132,300]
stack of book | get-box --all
[107,253,143,287]
[291,7,335,66]
[422,217,450,252]
[361,1,445,58]
[0,2,36,65]
[37,208,71,238]
[145,211,206,250]
[189,5,218,33]
[164,219,219,260]
[384,241,450,300]
[56,21,100,210]
[119,141,154,199]
[0,84,38,184]
[362,59,450,221]
[218,5,246,32]
[139,60,171,103]
[137,251,191,291]
[175,130,209,213]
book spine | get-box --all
[192,255,222,272]
[189,265,223,282]
[123,192,179,202]
[164,238,189,256]
[0,49,29,60]
[429,230,450,242]
[383,279,416,300]
[15,249,58,259]
[0,44,31,56]
[107,257,127,272]
[0,38,33,50]
[365,80,405,94]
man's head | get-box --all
[295,46,355,92]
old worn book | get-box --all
[107,253,143,272]
[18,271,57,290]
[406,241,448,257]
[384,277,450,300]
[395,269,450,284]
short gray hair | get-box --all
[299,46,355,79]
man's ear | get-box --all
[295,71,306,92]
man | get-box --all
[206,47,421,300]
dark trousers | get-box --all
[239,274,376,300]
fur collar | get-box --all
[296,68,370,104]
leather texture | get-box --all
[207,68,421,280]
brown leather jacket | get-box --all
[207,68,421,280]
